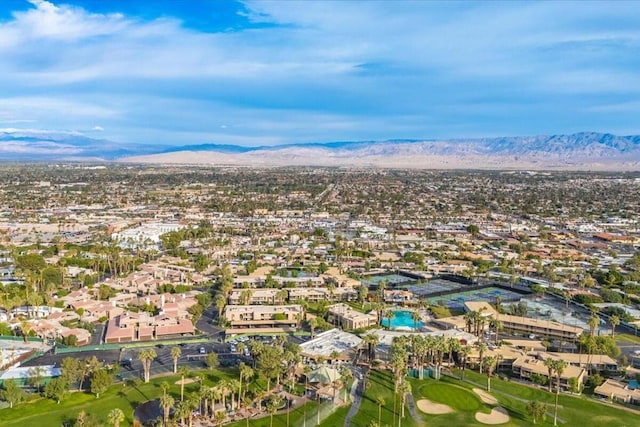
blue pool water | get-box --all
[381,310,424,330]
[629,380,638,390]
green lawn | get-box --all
[348,369,418,427]
[226,401,320,427]
[0,369,236,427]
[5,366,640,427]
[616,333,640,344]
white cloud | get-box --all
[1,1,639,143]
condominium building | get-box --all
[512,355,586,389]
[223,304,303,332]
[327,303,378,330]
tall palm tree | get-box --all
[399,380,412,426]
[159,393,175,427]
[484,356,498,392]
[340,366,353,403]
[475,341,487,374]
[171,346,182,374]
[178,366,190,402]
[544,358,555,393]
[138,349,157,383]
[228,379,241,410]
[385,309,395,330]
[458,345,471,380]
[609,315,620,337]
[489,318,503,346]
[552,360,567,427]
[588,314,599,338]
[107,408,125,427]
[363,333,379,363]
[239,362,254,402]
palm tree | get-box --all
[484,356,497,392]
[308,316,318,339]
[459,345,471,380]
[543,358,555,393]
[398,380,412,424]
[159,393,175,427]
[463,311,474,334]
[138,349,157,383]
[340,366,353,403]
[552,360,567,426]
[107,408,125,427]
[376,396,385,427]
[178,366,190,402]
[385,309,395,330]
[267,394,283,427]
[609,314,620,337]
[475,341,487,374]
[489,318,503,346]
[239,362,254,402]
[175,400,191,427]
[411,310,421,331]
[527,400,547,425]
[171,346,182,374]
[363,333,379,363]
[228,379,241,410]
[588,314,599,338]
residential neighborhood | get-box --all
[0,165,639,426]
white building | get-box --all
[111,223,186,248]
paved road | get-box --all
[195,304,225,339]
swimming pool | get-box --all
[381,310,424,331]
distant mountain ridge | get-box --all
[1,129,640,170]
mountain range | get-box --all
[2,129,640,170]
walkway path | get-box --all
[405,392,425,426]
[344,375,365,427]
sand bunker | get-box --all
[416,399,454,414]
[175,378,198,385]
[472,388,498,405]
[475,407,510,425]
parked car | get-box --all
[199,347,206,354]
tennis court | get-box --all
[427,286,523,310]
[403,278,465,296]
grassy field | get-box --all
[0,369,236,427]
[226,401,320,427]
[347,369,418,427]
[616,333,640,344]
[4,366,640,427]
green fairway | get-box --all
[419,381,482,411]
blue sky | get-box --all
[1,0,639,147]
